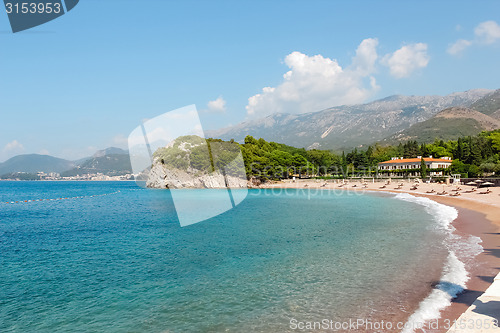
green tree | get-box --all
[244,135,257,145]
[488,132,500,152]
[479,162,496,174]
[468,164,480,177]
[420,143,429,157]
[469,137,482,165]
[420,157,427,178]
[450,160,468,176]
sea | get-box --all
[0,181,482,332]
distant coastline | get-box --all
[0,179,135,182]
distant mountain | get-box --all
[382,89,500,144]
[61,154,132,177]
[383,107,500,143]
[469,89,500,117]
[92,147,128,158]
[0,147,131,177]
[0,154,75,175]
[208,89,492,150]
[73,147,129,165]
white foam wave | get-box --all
[392,193,483,333]
[401,252,467,333]
[393,193,458,232]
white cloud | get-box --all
[39,149,50,155]
[475,20,500,44]
[351,38,379,76]
[448,20,500,55]
[447,39,472,55]
[113,134,128,146]
[3,140,24,153]
[381,43,429,79]
[206,96,227,113]
[246,38,380,118]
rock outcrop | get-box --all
[146,163,247,189]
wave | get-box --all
[393,193,483,333]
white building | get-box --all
[378,156,453,176]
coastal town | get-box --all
[0,171,134,181]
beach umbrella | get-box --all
[474,179,484,183]
[482,182,494,187]
[466,181,476,185]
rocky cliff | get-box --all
[145,135,248,189]
[146,163,247,189]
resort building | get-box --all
[378,156,453,177]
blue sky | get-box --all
[1,0,500,162]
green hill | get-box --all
[61,154,132,177]
[0,154,74,175]
[382,107,500,143]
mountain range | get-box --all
[208,88,499,150]
[61,148,131,177]
[0,154,76,175]
[3,88,500,176]
[0,147,131,177]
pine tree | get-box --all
[420,157,427,178]
[341,151,347,174]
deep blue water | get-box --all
[0,182,449,332]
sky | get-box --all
[1,0,500,162]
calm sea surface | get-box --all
[0,181,452,332]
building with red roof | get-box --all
[378,156,453,176]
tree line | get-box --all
[238,130,500,180]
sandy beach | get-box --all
[258,179,500,332]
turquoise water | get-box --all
[0,182,452,332]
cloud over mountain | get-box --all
[381,43,429,78]
[3,140,24,153]
[245,38,380,118]
[207,96,227,113]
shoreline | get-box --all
[2,180,498,330]
[259,180,500,332]
[415,196,500,332]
